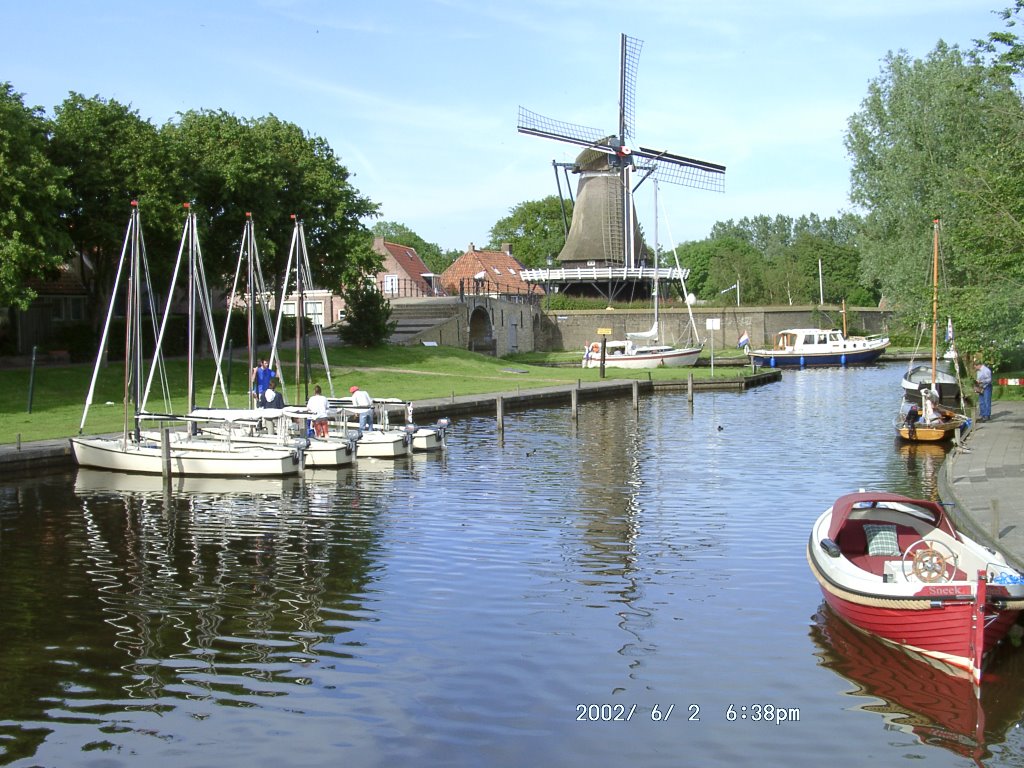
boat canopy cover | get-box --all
[626,321,659,341]
[826,491,956,541]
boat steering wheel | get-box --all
[902,538,958,583]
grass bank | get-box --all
[0,345,753,444]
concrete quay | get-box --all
[940,400,1024,570]
[0,370,780,477]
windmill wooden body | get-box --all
[518,34,725,302]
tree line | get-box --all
[4,4,1024,363]
[0,87,380,330]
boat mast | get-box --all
[652,179,659,339]
[931,218,940,393]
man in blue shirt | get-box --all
[974,360,993,421]
[252,359,275,404]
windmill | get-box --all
[518,34,725,295]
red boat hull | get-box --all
[818,582,1020,680]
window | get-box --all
[383,274,399,295]
[304,300,324,326]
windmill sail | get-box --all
[517,33,725,276]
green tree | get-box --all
[165,110,380,306]
[48,93,177,324]
[337,279,396,348]
[846,38,1024,359]
[488,195,572,268]
[0,83,71,310]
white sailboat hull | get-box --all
[583,343,701,369]
[352,430,410,459]
[71,435,301,477]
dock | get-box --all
[940,400,1024,570]
[0,371,780,477]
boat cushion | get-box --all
[864,524,900,557]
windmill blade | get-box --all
[619,34,642,143]
[634,146,726,192]
[517,106,610,151]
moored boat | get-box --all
[807,490,1024,684]
[747,328,888,368]
[894,220,970,443]
[582,334,702,369]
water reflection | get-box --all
[810,605,1024,764]
[893,441,949,500]
[2,365,1021,768]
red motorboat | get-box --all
[807,491,1024,684]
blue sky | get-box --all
[1,1,1006,253]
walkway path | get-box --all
[940,400,1024,569]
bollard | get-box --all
[27,346,37,414]
[496,396,504,432]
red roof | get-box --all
[373,237,438,295]
[439,244,543,296]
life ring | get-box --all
[589,342,601,355]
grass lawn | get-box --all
[0,345,753,444]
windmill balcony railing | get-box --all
[518,266,689,283]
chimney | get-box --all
[501,242,512,255]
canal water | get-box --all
[1,364,1023,768]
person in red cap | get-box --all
[349,384,374,434]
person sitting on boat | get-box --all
[904,403,920,439]
[262,377,285,409]
[349,384,374,435]
[306,384,331,438]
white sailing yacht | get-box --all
[71,203,303,476]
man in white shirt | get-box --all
[306,384,330,437]
[349,385,374,434]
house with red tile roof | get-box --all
[372,237,445,298]
[438,243,544,298]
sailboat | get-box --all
[581,180,703,369]
[894,219,970,443]
[187,215,356,468]
[71,203,303,476]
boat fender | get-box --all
[819,538,841,558]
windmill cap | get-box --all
[350,386,359,393]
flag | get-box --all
[945,317,954,343]
[737,331,750,349]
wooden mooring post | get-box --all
[571,387,578,421]
[161,427,172,479]
[496,396,504,432]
